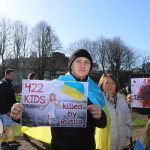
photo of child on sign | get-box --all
[41,93,60,123]
[21,80,88,128]
[131,78,150,108]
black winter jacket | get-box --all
[0,78,16,114]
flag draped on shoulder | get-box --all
[21,126,51,143]
[95,105,111,150]
[58,72,106,107]
[58,72,111,150]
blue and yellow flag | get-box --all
[95,105,111,150]
[21,126,51,143]
[63,82,85,101]
[133,139,145,150]
[0,114,22,142]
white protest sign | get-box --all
[131,78,150,108]
[21,80,88,128]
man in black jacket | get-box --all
[51,49,107,150]
[0,69,16,114]
[0,69,19,149]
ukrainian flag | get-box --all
[21,126,51,143]
[63,82,85,101]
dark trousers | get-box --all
[51,140,95,150]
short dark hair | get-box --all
[28,72,37,80]
[5,69,14,75]
[98,73,119,92]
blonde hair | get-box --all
[98,73,119,92]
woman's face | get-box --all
[71,57,91,79]
[102,77,116,96]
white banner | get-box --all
[21,80,88,128]
[131,78,150,108]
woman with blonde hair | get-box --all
[97,73,132,150]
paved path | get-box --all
[16,128,145,150]
[18,139,47,150]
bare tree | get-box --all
[10,21,29,80]
[31,21,62,79]
[20,24,29,78]
[67,38,91,53]
[68,37,136,78]
[140,55,150,76]
[0,17,11,76]
[104,37,136,78]
[67,38,99,68]
[68,38,108,73]
[92,37,108,73]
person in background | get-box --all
[10,49,108,150]
[27,72,38,80]
[98,73,132,150]
[126,89,150,120]
[0,69,20,149]
[0,69,16,116]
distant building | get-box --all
[1,52,69,85]
[0,52,102,86]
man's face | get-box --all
[71,57,91,79]
[6,72,15,81]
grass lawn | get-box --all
[132,118,148,127]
